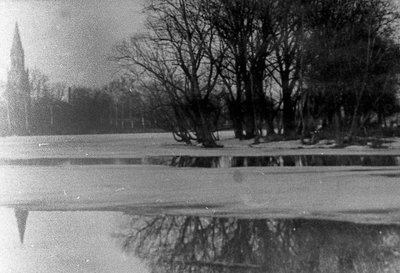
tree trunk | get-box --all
[191,78,219,148]
[232,117,244,139]
[244,59,266,139]
[282,79,295,136]
[266,114,275,136]
[114,103,118,132]
[348,113,360,142]
[196,102,219,148]
[49,105,54,127]
[121,102,125,130]
[348,94,362,142]
[334,111,343,146]
[241,58,256,139]
[244,82,256,139]
[109,103,113,127]
[227,100,244,139]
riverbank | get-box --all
[1,131,400,159]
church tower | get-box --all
[6,23,31,135]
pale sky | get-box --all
[0,0,145,87]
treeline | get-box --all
[113,0,400,147]
[0,72,161,136]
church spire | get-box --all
[10,22,24,70]
[6,22,30,135]
[11,23,23,56]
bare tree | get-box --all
[267,0,305,136]
[113,0,223,147]
[302,0,400,144]
[206,0,278,139]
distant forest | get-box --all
[2,0,400,147]
[0,73,170,136]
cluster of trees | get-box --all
[34,77,156,135]
[0,70,158,136]
[118,215,400,273]
[113,0,400,147]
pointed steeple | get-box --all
[11,23,24,56]
[10,22,25,71]
[7,22,30,135]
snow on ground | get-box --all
[1,132,400,224]
[1,164,400,224]
[0,131,400,159]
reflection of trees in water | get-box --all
[168,155,400,168]
[117,215,400,273]
[3,155,398,168]
[170,156,222,168]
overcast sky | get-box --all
[0,0,145,88]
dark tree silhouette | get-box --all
[113,0,224,147]
[116,215,400,273]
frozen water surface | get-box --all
[3,207,400,273]
[1,133,400,271]
[0,207,148,273]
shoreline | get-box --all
[0,132,400,159]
